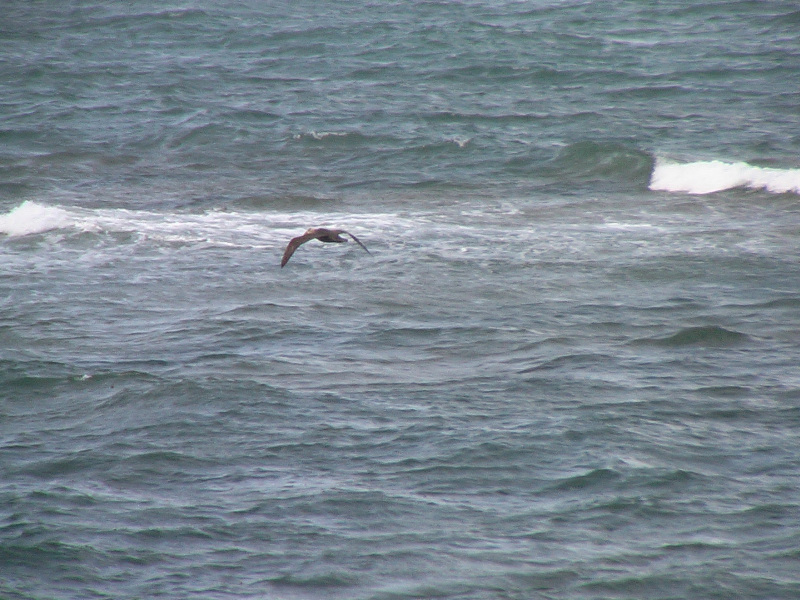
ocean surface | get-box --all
[2,1,800,598]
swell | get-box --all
[632,325,750,348]
[536,141,655,186]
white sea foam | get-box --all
[0,201,73,236]
[649,159,800,195]
[0,200,420,253]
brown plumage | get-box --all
[280,227,370,267]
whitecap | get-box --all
[649,159,800,195]
[293,131,350,141]
[0,201,73,237]
[449,136,471,148]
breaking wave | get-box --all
[649,159,800,195]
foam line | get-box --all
[0,201,421,249]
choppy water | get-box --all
[2,2,800,599]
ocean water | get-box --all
[2,1,800,598]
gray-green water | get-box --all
[2,2,800,598]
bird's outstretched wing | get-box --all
[343,231,370,254]
[281,231,317,267]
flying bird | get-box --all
[280,227,370,267]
